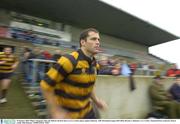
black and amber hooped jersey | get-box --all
[0,52,18,73]
[40,49,99,119]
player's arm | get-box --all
[40,56,74,118]
[90,88,108,110]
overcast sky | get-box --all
[100,0,180,67]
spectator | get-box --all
[166,64,180,77]
[142,63,149,75]
[169,75,180,102]
[31,47,42,59]
[22,47,33,61]
[149,75,180,118]
[21,47,33,81]
[111,63,121,75]
[121,60,131,76]
[42,50,52,60]
[129,62,137,75]
[98,56,112,75]
[108,57,118,66]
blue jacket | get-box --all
[169,83,180,102]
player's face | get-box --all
[3,47,12,55]
[82,31,100,55]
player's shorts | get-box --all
[0,73,13,80]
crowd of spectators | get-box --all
[148,75,180,119]
[96,54,180,78]
[20,46,63,83]
[166,63,180,77]
[19,45,180,79]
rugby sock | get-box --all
[1,89,7,99]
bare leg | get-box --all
[0,79,11,99]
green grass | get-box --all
[0,74,38,119]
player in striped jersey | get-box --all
[0,47,19,103]
[40,28,107,119]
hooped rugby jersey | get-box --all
[40,49,99,119]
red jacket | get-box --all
[166,69,180,77]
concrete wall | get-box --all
[95,75,174,119]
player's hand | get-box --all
[51,111,69,119]
[95,98,108,111]
[0,61,6,64]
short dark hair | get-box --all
[79,28,99,47]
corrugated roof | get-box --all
[0,0,179,46]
